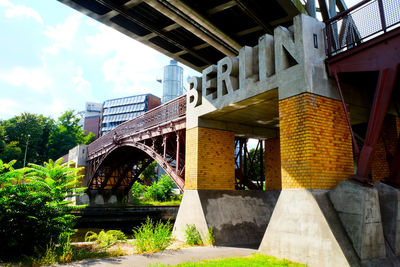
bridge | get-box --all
[61,0,400,266]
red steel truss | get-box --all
[325,0,400,185]
[86,95,186,192]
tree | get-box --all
[140,161,158,185]
[0,113,55,168]
[47,110,95,160]
[243,148,263,184]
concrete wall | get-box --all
[173,190,279,247]
[329,180,386,260]
[259,189,360,267]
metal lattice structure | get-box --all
[325,0,400,57]
[86,95,186,192]
[325,0,400,186]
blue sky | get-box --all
[0,0,361,120]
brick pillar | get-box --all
[185,127,235,190]
[372,115,400,182]
[265,138,282,190]
[279,93,354,189]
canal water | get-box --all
[71,205,179,242]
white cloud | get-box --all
[0,98,19,118]
[86,24,163,95]
[43,13,82,55]
[0,0,43,25]
[0,67,51,93]
[73,66,93,96]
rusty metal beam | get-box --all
[354,67,398,183]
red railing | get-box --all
[325,0,400,57]
[88,94,186,157]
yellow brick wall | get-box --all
[185,127,235,190]
[265,138,282,190]
[372,115,400,181]
[279,93,354,189]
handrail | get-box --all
[88,94,186,157]
[324,0,400,57]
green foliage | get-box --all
[206,227,215,246]
[140,161,158,183]
[32,241,58,266]
[152,253,307,267]
[133,218,173,253]
[131,181,145,204]
[84,230,127,249]
[0,141,22,164]
[47,110,95,160]
[0,111,96,168]
[0,159,86,260]
[58,233,73,263]
[0,113,54,168]
[184,224,203,246]
[143,174,175,202]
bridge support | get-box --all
[279,92,354,189]
[185,127,235,190]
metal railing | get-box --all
[325,0,400,57]
[88,94,186,157]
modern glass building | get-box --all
[100,94,160,136]
[162,60,183,103]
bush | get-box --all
[184,224,202,246]
[0,159,86,260]
[85,230,127,249]
[143,174,175,202]
[131,181,145,204]
[133,217,173,253]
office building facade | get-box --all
[100,94,160,136]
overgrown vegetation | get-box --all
[132,174,180,204]
[133,217,173,253]
[184,224,203,246]
[0,159,85,261]
[85,230,127,249]
[152,253,307,267]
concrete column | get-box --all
[185,127,235,190]
[279,92,354,189]
[372,115,400,182]
[265,138,281,190]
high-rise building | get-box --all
[162,60,183,103]
[100,94,160,136]
[78,102,102,138]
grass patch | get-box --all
[152,253,306,267]
[136,199,181,206]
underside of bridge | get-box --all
[61,0,400,266]
[58,0,307,71]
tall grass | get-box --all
[133,217,173,253]
[184,224,202,246]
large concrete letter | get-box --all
[274,26,301,72]
[202,65,217,101]
[258,34,275,81]
[217,57,239,96]
[239,46,259,90]
[187,76,202,108]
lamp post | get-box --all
[23,134,30,168]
